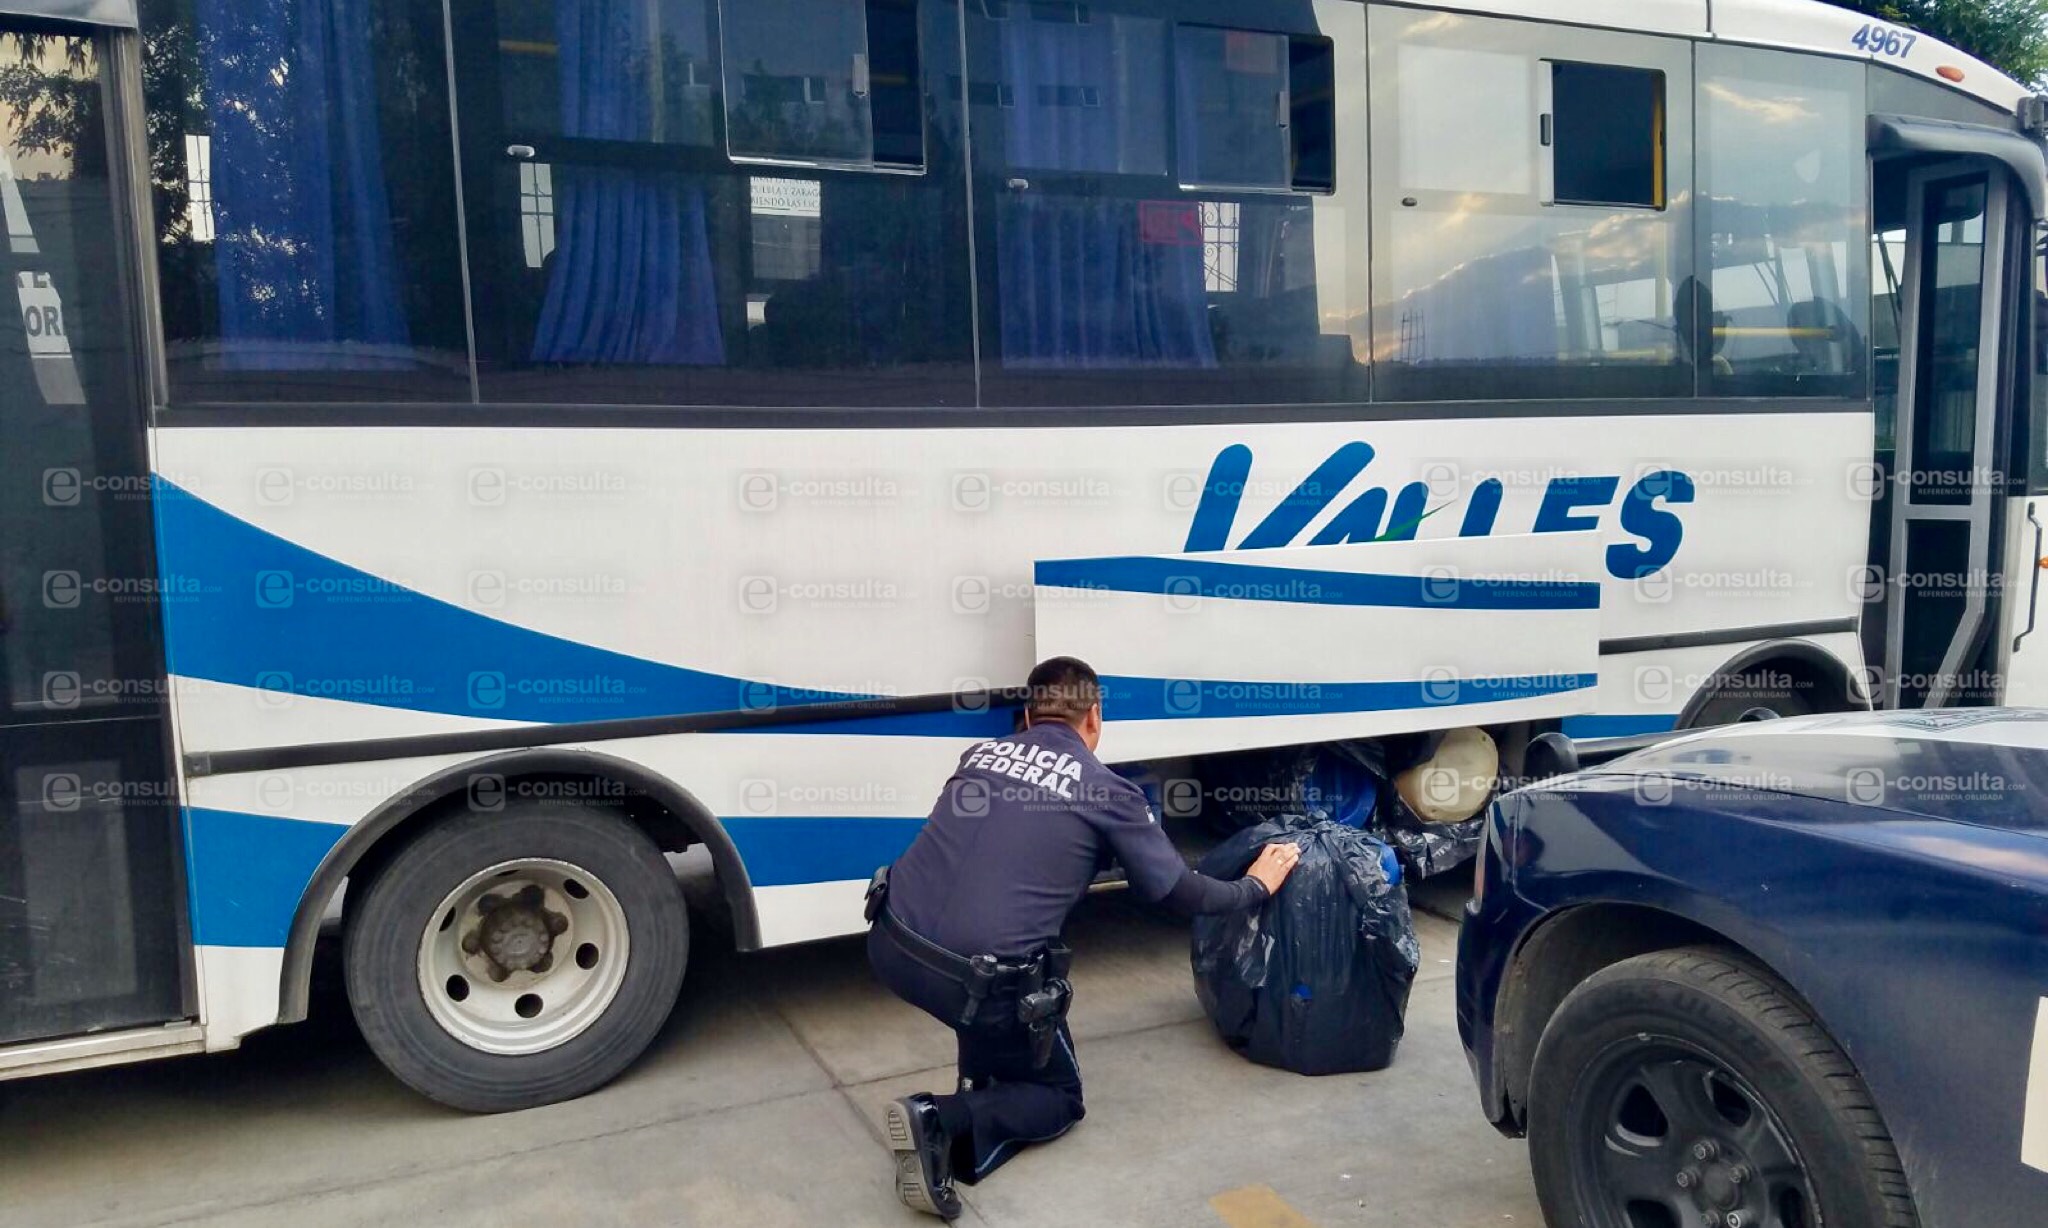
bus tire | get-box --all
[1685,669,1821,727]
[343,798,688,1113]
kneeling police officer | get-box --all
[865,657,1300,1218]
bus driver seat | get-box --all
[1786,296,1864,379]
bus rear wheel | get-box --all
[343,799,688,1112]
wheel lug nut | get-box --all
[1692,1140,1720,1162]
[1676,1169,1698,1190]
[1728,1164,1751,1185]
[1725,1214,1746,1228]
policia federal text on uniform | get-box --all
[865,657,1301,1219]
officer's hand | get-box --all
[1246,842,1302,896]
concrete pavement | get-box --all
[0,890,1540,1227]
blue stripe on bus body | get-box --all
[1099,673,1599,722]
[1561,714,1681,738]
[1034,556,1599,611]
[719,816,926,888]
[181,806,912,947]
[151,479,1009,736]
[184,808,349,948]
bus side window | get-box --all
[721,0,926,171]
[967,0,1364,409]
[141,0,473,403]
[1173,27,1335,194]
[1367,6,1694,403]
[1545,62,1665,210]
[454,0,976,408]
[1697,46,1868,399]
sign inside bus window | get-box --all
[16,271,68,356]
[1184,443,1695,582]
[749,176,822,219]
[1851,23,1918,60]
[1140,201,1202,247]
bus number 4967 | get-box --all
[1853,23,1918,60]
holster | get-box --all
[863,867,890,924]
[1015,941,1075,1068]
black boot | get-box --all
[884,1095,963,1220]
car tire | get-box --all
[1526,946,1917,1228]
[343,799,688,1113]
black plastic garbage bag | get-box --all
[1377,793,1486,881]
[1190,817,1421,1075]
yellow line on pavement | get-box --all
[1209,1184,1319,1228]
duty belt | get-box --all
[871,884,1073,1066]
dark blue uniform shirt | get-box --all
[888,720,1266,958]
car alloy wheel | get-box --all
[1568,1038,1819,1228]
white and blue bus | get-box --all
[5,0,2048,1109]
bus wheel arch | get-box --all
[277,749,757,1027]
[1678,640,1869,729]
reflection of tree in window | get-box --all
[0,34,101,176]
[0,33,98,407]
[138,0,471,394]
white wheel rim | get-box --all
[416,858,631,1056]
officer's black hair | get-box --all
[1024,657,1101,727]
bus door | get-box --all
[1879,162,2016,708]
[0,18,189,1047]
[2001,210,2048,706]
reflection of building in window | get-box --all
[1202,201,1239,293]
[183,133,215,242]
[519,162,556,269]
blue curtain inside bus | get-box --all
[530,0,723,366]
[997,196,1214,370]
[533,167,724,365]
[989,13,1213,370]
[197,0,410,368]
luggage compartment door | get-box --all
[1033,533,1603,762]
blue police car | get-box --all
[1457,710,2048,1228]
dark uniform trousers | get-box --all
[868,923,1084,1183]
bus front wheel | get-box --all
[1685,667,1824,728]
[343,799,688,1112]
